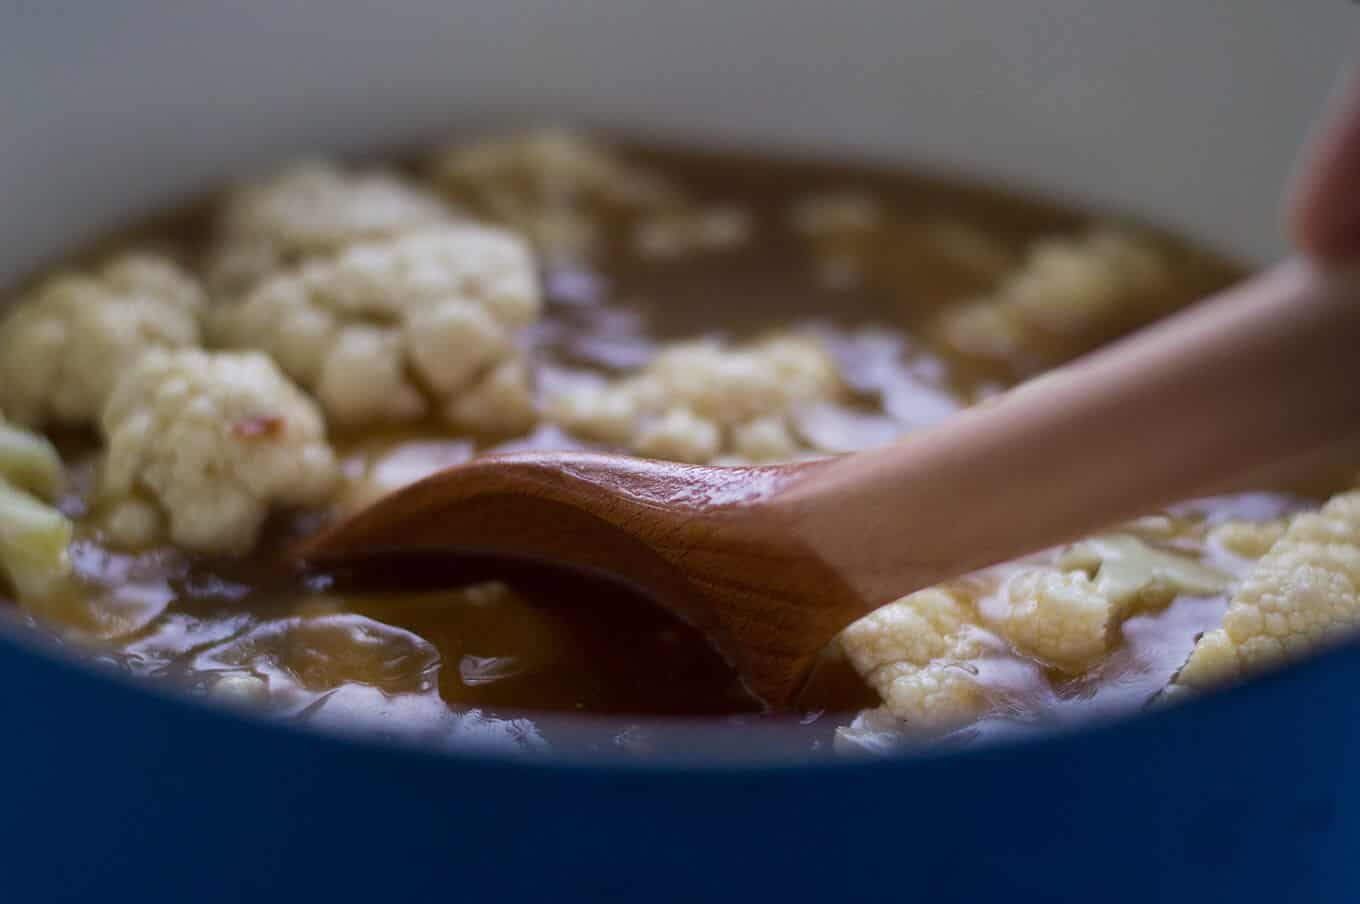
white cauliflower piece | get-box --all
[999,569,1112,672]
[444,359,538,436]
[337,437,475,513]
[0,417,72,603]
[0,414,64,501]
[1057,534,1229,610]
[1211,519,1289,560]
[634,408,722,463]
[0,480,73,603]
[99,497,165,551]
[650,336,839,421]
[547,335,842,464]
[98,349,340,556]
[999,535,1229,672]
[731,416,800,462]
[0,254,204,426]
[209,225,542,432]
[934,228,1172,376]
[206,160,453,295]
[430,130,679,258]
[1175,491,1360,690]
[840,589,991,730]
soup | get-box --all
[0,131,1353,756]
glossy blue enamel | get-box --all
[0,629,1354,902]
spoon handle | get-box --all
[781,258,1360,608]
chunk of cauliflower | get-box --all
[839,589,992,730]
[999,535,1229,672]
[206,160,453,295]
[1058,534,1229,610]
[0,414,64,501]
[546,335,842,464]
[209,225,542,432]
[0,254,205,426]
[98,349,340,556]
[998,569,1112,672]
[0,415,72,603]
[430,130,679,259]
[933,228,1172,377]
[1211,519,1289,560]
[1174,491,1360,690]
[0,480,72,603]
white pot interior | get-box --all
[2,1,1355,285]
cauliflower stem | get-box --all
[0,419,64,500]
[0,480,72,603]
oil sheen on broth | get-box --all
[6,132,1334,757]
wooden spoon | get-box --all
[299,259,1360,705]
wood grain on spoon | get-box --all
[299,259,1360,706]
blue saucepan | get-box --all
[1,3,1356,901]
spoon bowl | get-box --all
[299,452,858,704]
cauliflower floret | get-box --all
[0,254,204,426]
[999,569,1111,672]
[429,130,679,259]
[206,160,453,295]
[999,535,1229,672]
[547,334,842,464]
[209,225,542,432]
[1175,491,1360,691]
[98,349,340,556]
[934,228,1172,377]
[840,589,991,730]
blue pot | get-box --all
[3,4,1356,902]
[1,624,1355,903]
